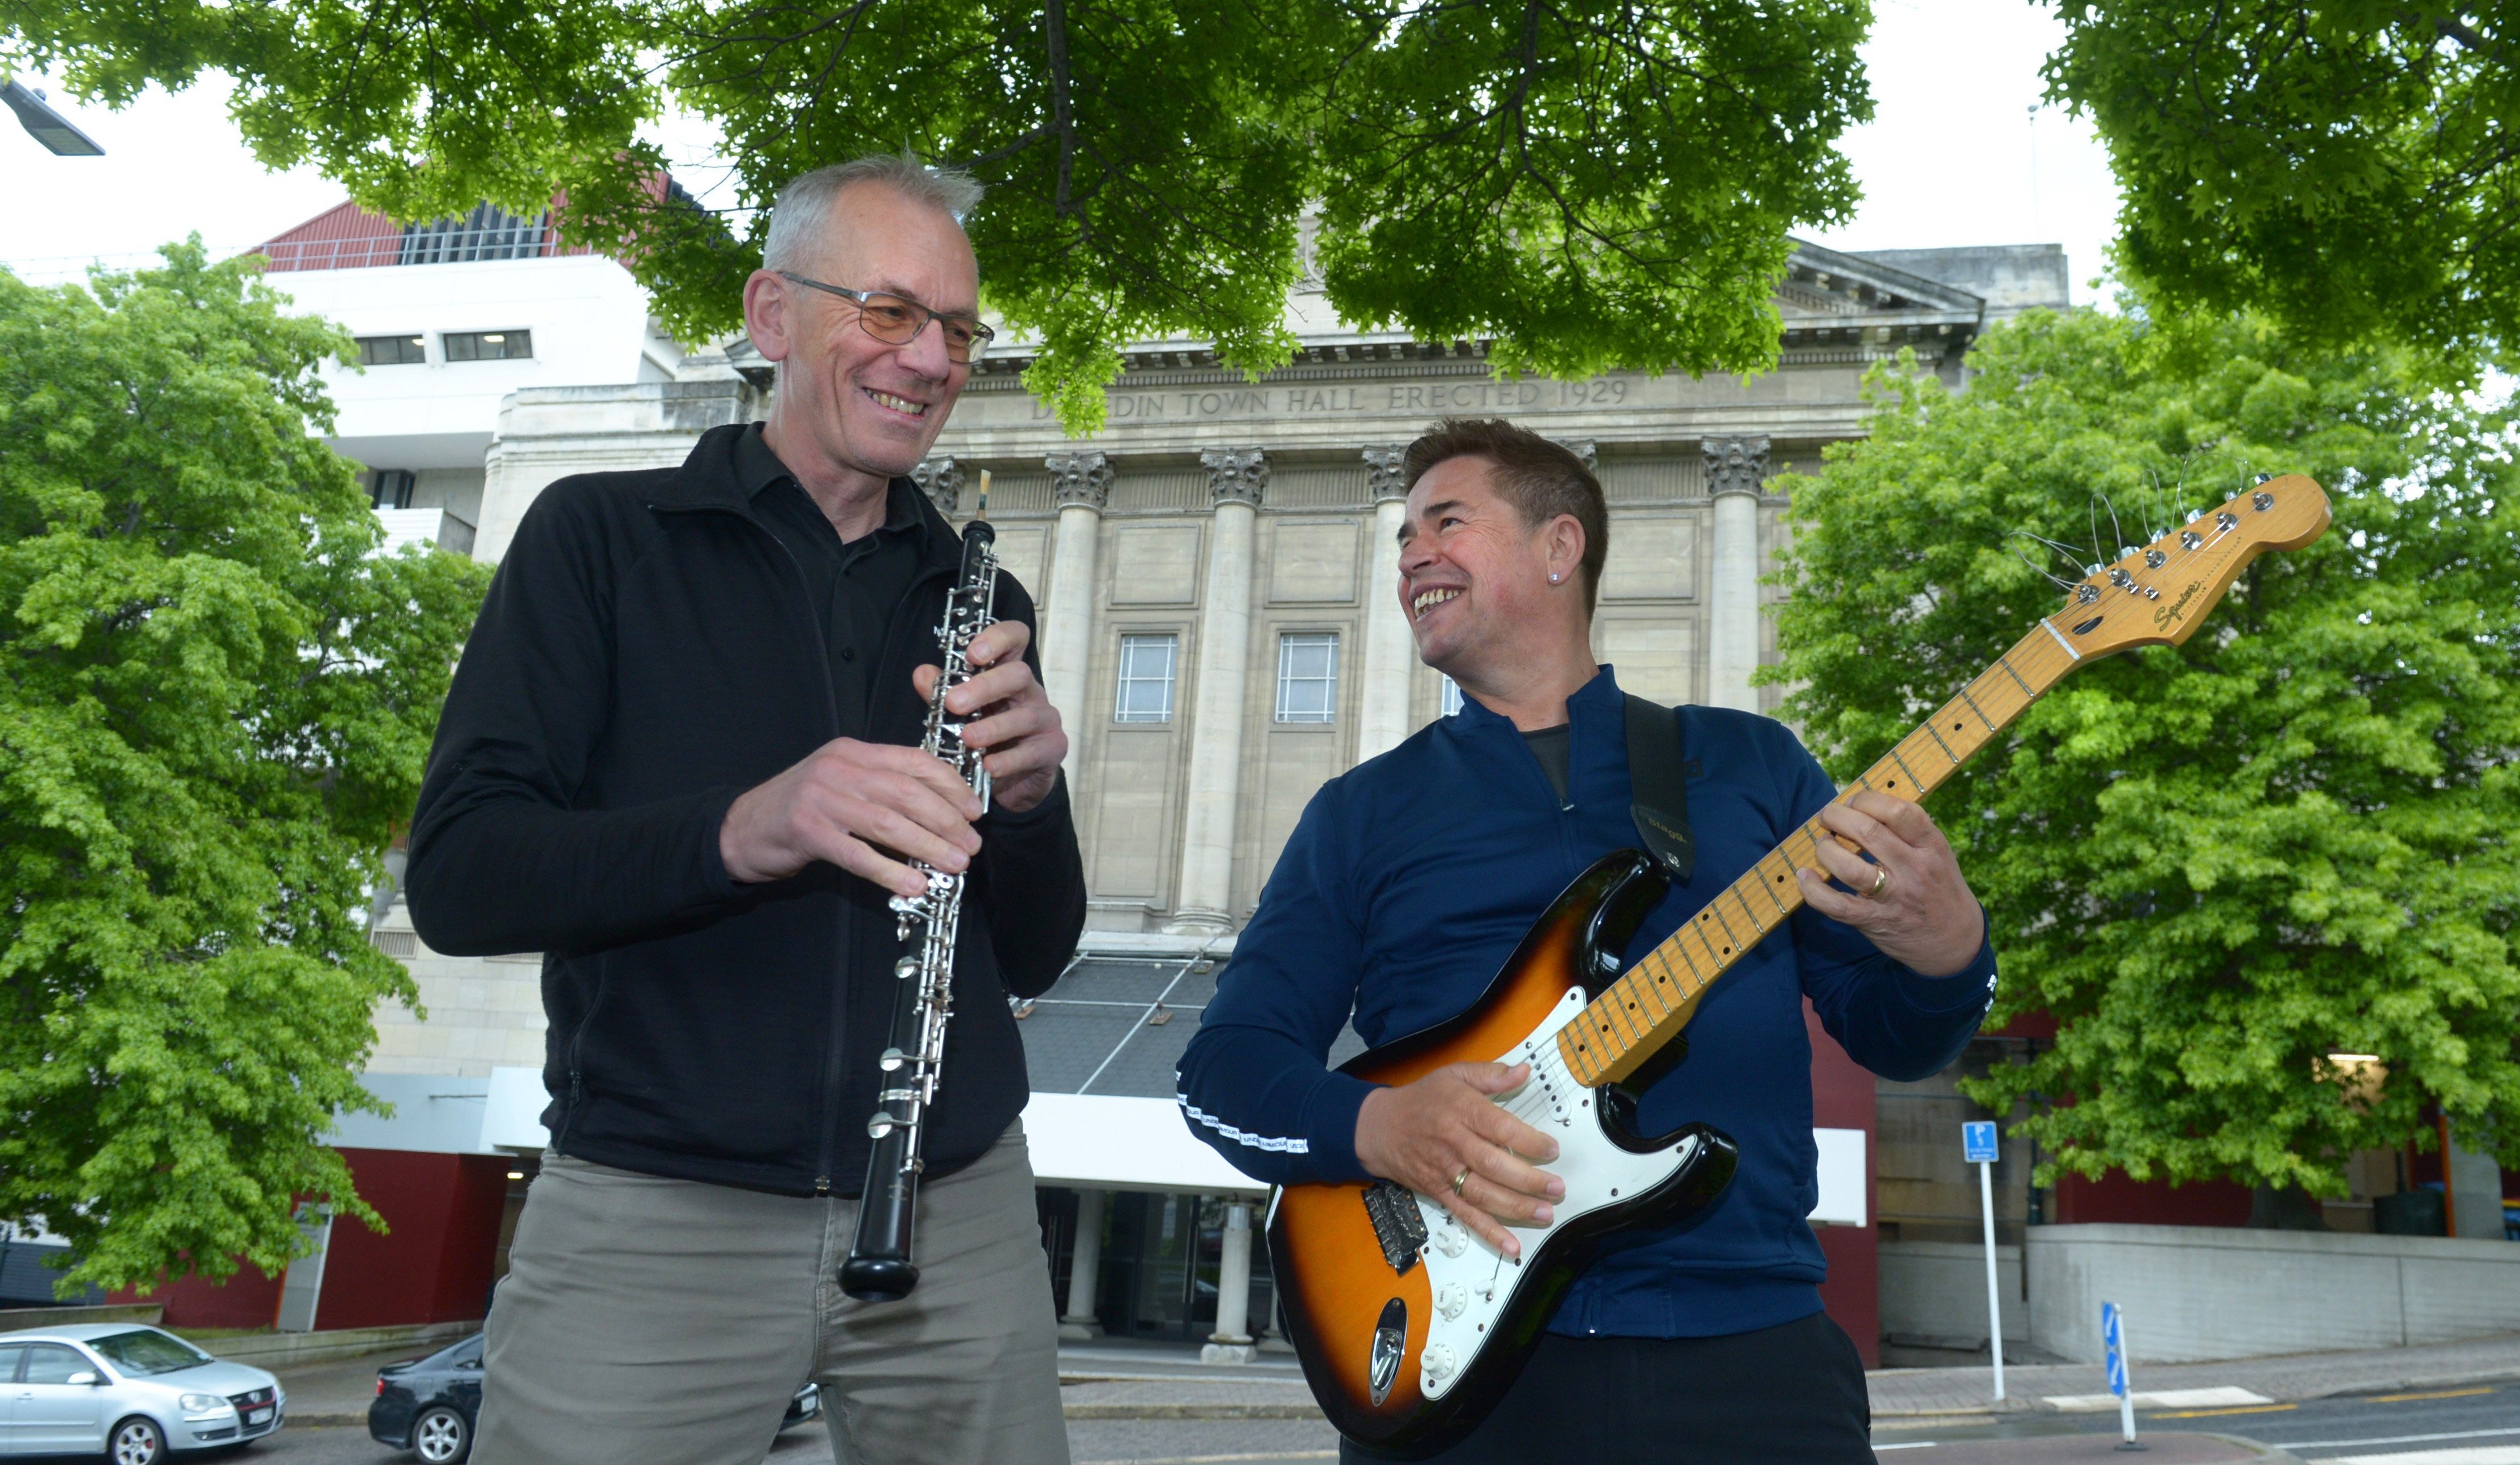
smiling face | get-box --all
[744,181,977,495]
[1398,455,1589,687]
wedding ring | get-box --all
[1451,1166,1472,1196]
[1868,867,1889,899]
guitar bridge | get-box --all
[1361,1181,1429,1275]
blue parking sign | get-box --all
[2102,1301,2128,1397]
[1962,1121,1999,1165]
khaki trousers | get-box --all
[475,1122,1070,1465]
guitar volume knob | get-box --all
[1435,1228,1467,1257]
[1437,1283,1467,1320]
[1422,1343,1457,1384]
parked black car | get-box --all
[369,1333,822,1462]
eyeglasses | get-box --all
[775,271,995,363]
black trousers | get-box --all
[1342,1311,1875,1465]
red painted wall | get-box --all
[1806,1001,1879,1367]
[113,1149,507,1332]
[314,1149,507,1331]
[2051,1170,2253,1227]
[112,1262,285,1330]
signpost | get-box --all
[2102,1301,2143,1450]
[1961,1120,2004,1400]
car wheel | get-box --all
[107,1415,168,1465]
[413,1403,473,1464]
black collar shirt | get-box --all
[734,424,931,740]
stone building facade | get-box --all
[457,239,2069,941]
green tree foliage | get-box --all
[0,243,491,1294]
[1767,310,2520,1194]
[2,1,1871,432]
[2046,3,2520,366]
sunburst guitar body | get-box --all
[1266,476,2334,1457]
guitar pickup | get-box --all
[1361,1181,1429,1275]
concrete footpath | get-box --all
[263,1331,2520,1430]
[1868,1331,2520,1421]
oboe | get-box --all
[839,475,998,1304]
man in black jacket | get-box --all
[406,156,1085,1465]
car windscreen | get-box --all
[88,1329,213,1376]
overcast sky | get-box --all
[2,0,2120,305]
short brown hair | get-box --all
[1402,419,1610,614]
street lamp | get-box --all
[3,79,104,156]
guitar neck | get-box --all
[1557,618,2089,1089]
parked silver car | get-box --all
[0,1322,284,1462]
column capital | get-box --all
[1201,446,1270,508]
[911,456,965,517]
[1362,445,1409,504]
[1703,436,1771,499]
[1047,451,1114,511]
[1554,438,1600,477]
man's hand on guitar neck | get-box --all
[1797,791,1987,978]
[1355,1063,1562,1259]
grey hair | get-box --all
[761,154,984,274]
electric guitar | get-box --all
[1267,476,2333,1457]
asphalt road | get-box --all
[18,1414,1348,1465]
[22,1380,2518,1463]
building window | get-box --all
[444,329,533,362]
[398,204,550,265]
[356,334,426,366]
[1275,633,1339,724]
[1442,677,1464,716]
[368,470,417,509]
[1115,634,1177,724]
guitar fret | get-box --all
[1636,967,1675,1022]
[1755,860,1792,915]
[1921,718,1960,764]
[1885,744,1926,794]
[1730,886,1767,936]
[1995,655,2035,699]
[1956,683,1998,733]
[1705,903,1744,958]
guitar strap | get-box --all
[1622,693,1696,884]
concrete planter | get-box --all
[183,1319,482,1369]
[2026,1223,2520,1363]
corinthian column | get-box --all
[911,455,965,518]
[1041,452,1114,786]
[1354,446,1416,762]
[1167,448,1267,933]
[1704,436,1769,714]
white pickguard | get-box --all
[1404,986,1700,1400]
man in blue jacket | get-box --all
[1175,419,1998,1463]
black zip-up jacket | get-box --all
[405,424,1086,1196]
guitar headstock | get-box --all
[2048,474,2330,659]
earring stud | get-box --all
[1550,573,1561,583]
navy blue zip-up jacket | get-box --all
[1175,667,1996,1339]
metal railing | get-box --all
[260,221,559,273]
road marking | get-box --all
[2310,1448,2520,1464]
[1078,1454,1338,1464]
[2374,1389,2499,1404]
[2045,1386,2273,1412]
[2288,1427,2520,1450]
[1874,1444,1939,1452]
[2152,1403,2297,1419]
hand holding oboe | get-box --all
[911,617,1065,815]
